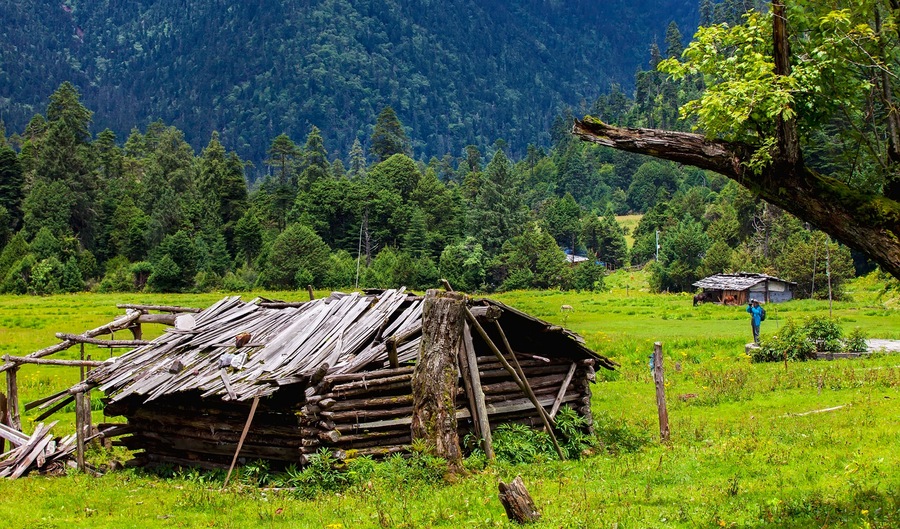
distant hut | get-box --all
[693,273,796,304]
[55,289,614,469]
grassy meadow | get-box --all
[0,272,898,528]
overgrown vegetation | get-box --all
[753,316,870,363]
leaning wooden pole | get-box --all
[465,309,565,460]
[652,342,670,442]
[463,322,494,460]
[411,289,466,471]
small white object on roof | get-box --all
[175,314,196,330]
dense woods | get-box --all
[0,0,866,297]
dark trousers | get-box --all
[751,322,760,344]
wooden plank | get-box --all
[6,367,20,431]
[54,333,149,347]
[75,392,86,472]
[2,355,106,367]
[223,395,260,488]
[463,322,493,459]
[34,396,74,422]
[549,363,578,419]
[117,304,202,313]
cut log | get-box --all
[116,304,202,313]
[498,476,541,524]
[54,333,149,348]
[2,355,107,368]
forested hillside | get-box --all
[0,0,697,165]
[0,0,859,298]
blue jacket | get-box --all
[747,304,764,326]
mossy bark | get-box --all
[411,289,465,471]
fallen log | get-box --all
[498,476,541,524]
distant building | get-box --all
[693,272,796,304]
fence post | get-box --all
[652,342,670,442]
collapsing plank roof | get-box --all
[82,289,613,405]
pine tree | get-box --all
[468,149,526,256]
[266,133,300,186]
[699,0,714,26]
[348,138,367,179]
[0,146,23,231]
[300,126,330,187]
[370,107,410,162]
[665,21,684,59]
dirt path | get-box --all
[867,339,900,353]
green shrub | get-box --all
[754,319,816,362]
[844,327,868,352]
[804,315,844,352]
[98,256,136,293]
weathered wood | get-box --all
[549,363,577,419]
[34,396,74,422]
[386,336,399,368]
[467,309,563,459]
[75,392,86,472]
[55,333,149,347]
[0,391,6,453]
[2,355,106,368]
[324,367,415,384]
[116,304,202,313]
[572,117,900,280]
[464,322,494,459]
[469,305,503,321]
[330,373,413,393]
[6,368,20,431]
[223,395,260,488]
[652,342,670,442]
[0,310,141,374]
[411,289,465,470]
[137,313,177,325]
[456,335,482,440]
[257,302,307,309]
[498,476,541,524]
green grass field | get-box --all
[0,273,898,528]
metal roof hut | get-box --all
[693,273,796,304]
[58,289,613,469]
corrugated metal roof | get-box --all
[693,272,796,290]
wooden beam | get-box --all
[549,363,578,419]
[2,355,106,368]
[54,333,149,347]
[0,310,141,374]
[116,304,202,313]
[223,395,261,488]
[75,392,86,472]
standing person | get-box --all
[747,299,764,344]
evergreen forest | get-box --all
[0,0,864,297]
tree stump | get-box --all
[498,476,541,524]
[411,289,466,471]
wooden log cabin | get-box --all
[52,289,616,469]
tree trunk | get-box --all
[572,117,900,279]
[411,289,466,471]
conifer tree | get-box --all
[348,138,367,179]
[370,107,410,162]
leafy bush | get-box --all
[804,315,844,352]
[753,319,816,362]
[844,327,868,353]
[98,256,136,293]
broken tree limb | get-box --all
[572,116,900,279]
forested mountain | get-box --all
[0,0,697,168]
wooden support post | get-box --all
[307,284,315,301]
[549,363,577,419]
[463,322,494,460]
[498,476,541,524]
[83,389,93,445]
[456,338,482,440]
[0,391,6,453]
[652,342,670,442]
[6,367,20,431]
[80,343,85,381]
[411,289,466,471]
[75,392,86,472]
[386,337,399,368]
[466,309,565,459]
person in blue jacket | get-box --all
[747,299,764,344]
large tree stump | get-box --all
[499,476,541,524]
[411,289,466,471]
